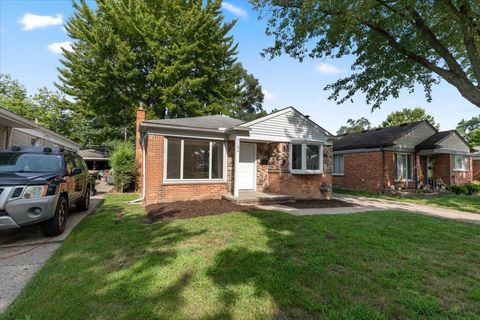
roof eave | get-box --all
[141,122,232,134]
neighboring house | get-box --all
[78,149,110,170]
[473,148,480,181]
[135,107,333,204]
[0,107,79,151]
[332,121,473,192]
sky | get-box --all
[1,0,479,134]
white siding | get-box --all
[395,122,436,149]
[438,133,470,153]
[10,129,55,147]
[245,109,328,142]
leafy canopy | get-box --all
[382,107,439,129]
[457,115,480,146]
[0,74,75,139]
[251,1,480,110]
[337,117,372,135]
[58,0,265,140]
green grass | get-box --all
[335,189,480,213]
[3,194,480,319]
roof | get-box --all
[415,130,455,150]
[333,121,426,151]
[0,107,80,150]
[79,149,110,160]
[144,114,244,131]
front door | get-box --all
[238,143,256,190]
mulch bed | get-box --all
[283,199,357,209]
[146,199,256,222]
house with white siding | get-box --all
[332,121,473,192]
[135,106,334,204]
[0,107,79,151]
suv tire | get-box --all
[41,196,68,237]
[76,186,90,211]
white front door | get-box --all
[238,142,256,190]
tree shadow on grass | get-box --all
[4,196,207,320]
[206,210,480,319]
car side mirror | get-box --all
[71,167,83,175]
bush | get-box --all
[110,141,135,192]
[448,181,480,195]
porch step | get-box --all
[223,191,295,205]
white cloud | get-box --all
[263,90,275,101]
[221,2,248,19]
[47,41,73,54]
[19,13,63,31]
[316,63,341,75]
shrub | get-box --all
[448,181,480,195]
[110,141,135,192]
[465,181,480,195]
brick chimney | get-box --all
[135,106,146,191]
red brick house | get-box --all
[135,107,333,204]
[332,121,474,192]
[474,149,480,181]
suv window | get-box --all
[74,156,87,172]
[66,156,76,175]
[0,153,64,173]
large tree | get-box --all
[382,107,439,129]
[58,0,265,139]
[337,117,372,135]
[0,74,74,139]
[251,1,480,110]
[457,115,480,146]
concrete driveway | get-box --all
[0,195,103,313]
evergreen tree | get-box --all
[58,0,264,139]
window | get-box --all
[333,155,344,175]
[289,143,323,173]
[30,139,38,146]
[165,138,225,181]
[454,155,469,171]
[396,153,413,180]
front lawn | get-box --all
[3,194,480,319]
[335,189,480,213]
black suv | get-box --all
[0,146,90,236]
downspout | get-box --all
[131,132,146,203]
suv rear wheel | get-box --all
[76,186,90,211]
[41,196,68,237]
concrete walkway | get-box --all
[258,194,480,224]
[0,194,104,313]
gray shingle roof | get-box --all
[415,130,454,150]
[333,121,426,151]
[79,149,110,160]
[144,115,244,130]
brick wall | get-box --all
[333,151,385,192]
[473,159,480,181]
[144,134,228,204]
[140,131,334,203]
[333,151,418,193]
[266,143,333,199]
[0,125,7,149]
[431,154,472,185]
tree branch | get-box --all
[445,0,480,85]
